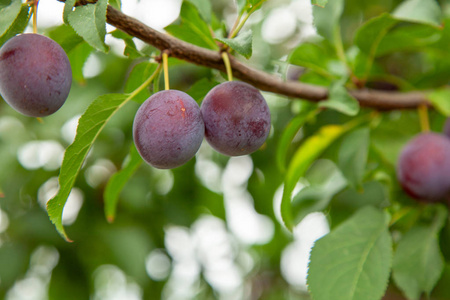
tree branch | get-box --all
[79,3,432,110]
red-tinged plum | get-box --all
[201,81,271,156]
[444,118,450,139]
[397,132,450,202]
[133,90,204,169]
[0,33,72,117]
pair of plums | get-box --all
[133,81,271,169]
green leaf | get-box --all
[393,0,442,27]
[47,24,84,53]
[47,94,129,241]
[312,0,345,44]
[393,205,447,300]
[276,103,318,172]
[124,62,158,104]
[281,119,363,230]
[63,0,76,24]
[110,30,145,59]
[67,0,108,52]
[104,144,142,223]
[338,127,370,188]
[0,0,22,37]
[376,24,441,56]
[0,5,29,46]
[289,43,336,79]
[428,89,450,116]
[319,81,360,116]
[68,42,94,83]
[291,159,347,225]
[354,14,398,54]
[186,78,220,103]
[237,0,266,14]
[187,0,211,23]
[109,0,121,10]
[311,0,328,7]
[165,1,218,50]
[215,30,252,59]
[308,206,393,300]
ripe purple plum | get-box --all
[397,132,450,202]
[133,90,204,169]
[201,81,271,156]
[0,34,72,117]
[443,118,450,139]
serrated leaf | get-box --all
[338,127,370,188]
[291,159,347,225]
[47,24,84,53]
[47,94,129,241]
[187,0,211,23]
[215,30,252,59]
[0,0,21,37]
[0,5,29,46]
[308,206,393,300]
[289,43,335,78]
[276,103,318,172]
[428,89,450,116]
[281,119,363,230]
[104,144,142,223]
[124,62,158,104]
[393,0,442,27]
[63,0,76,24]
[186,78,219,103]
[311,0,328,7]
[312,0,345,44]
[319,81,360,116]
[393,205,447,300]
[67,0,108,52]
[165,1,218,50]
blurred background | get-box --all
[1,0,449,299]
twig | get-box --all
[58,1,431,110]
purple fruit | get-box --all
[0,34,72,117]
[200,81,271,156]
[133,90,204,169]
[443,118,450,139]
[397,132,450,202]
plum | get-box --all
[443,118,450,139]
[397,132,450,202]
[133,90,204,169]
[0,33,72,117]
[200,81,271,156]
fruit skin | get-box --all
[444,118,450,139]
[200,81,271,156]
[397,132,450,202]
[0,33,72,117]
[133,90,204,169]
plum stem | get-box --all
[221,52,233,82]
[30,0,39,34]
[162,51,169,90]
[418,104,430,132]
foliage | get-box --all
[0,0,449,299]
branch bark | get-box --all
[72,3,432,110]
